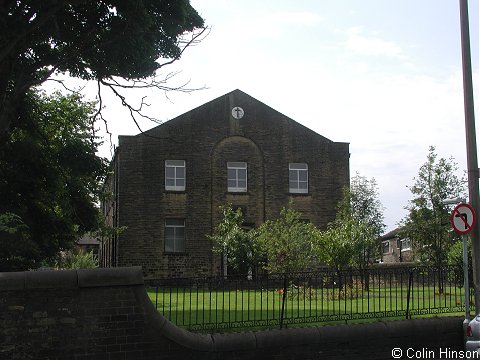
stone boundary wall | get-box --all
[0,267,464,359]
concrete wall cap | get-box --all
[0,267,144,290]
[133,285,215,351]
[77,267,143,288]
[212,331,257,352]
[255,326,321,349]
[0,271,25,290]
[25,270,78,289]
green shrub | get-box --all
[59,249,99,269]
[447,239,471,287]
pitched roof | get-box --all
[380,227,403,241]
[138,89,339,143]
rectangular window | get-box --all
[401,238,411,251]
[227,162,247,192]
[382,240,390,255]
[165,160,185,191]
[289,163,308,193]
[165,219,185,253]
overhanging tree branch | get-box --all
[158,26,210,69]
[0,0,206,137]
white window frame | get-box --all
[164,219,185,253]
[165,160,185,191]
[400,238,411,252]
[227,162,247,193]
[382,240,391,255]
[289,163,308,194]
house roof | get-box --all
[380,227,403,241]
[77,234,100,246]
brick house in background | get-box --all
[101,89,350,278]
[380,228,413,263]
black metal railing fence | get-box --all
[145,265,473,332]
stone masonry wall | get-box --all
[112,89,350,278]
[0,267,465,360]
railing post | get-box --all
[279,276,288,329]
[406,270,413,319]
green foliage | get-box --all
[401,146,465,265]
[257,205,320,274]
[1,1,205,269]
[3,0,203,79]
[0,91,108,271]
[446,238,472,288]
[59,248,99,269]
[212,179,384,275]
[0,212,38,271]
[208,205,259,274]
[317,216,377,270]
[316,174,384,270]
[316,222,354,271]
[1,0,205,134]
[447,238,471,266]
[338,174,386,238]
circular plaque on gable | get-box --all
[231,107,244,119]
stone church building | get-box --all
[101,89,350,278]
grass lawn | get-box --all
[146,284,469,332]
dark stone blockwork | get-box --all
[0,267,464,360]
[101,89,350,278]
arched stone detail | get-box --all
[210,135,265,223]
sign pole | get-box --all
[463,234,470,322]
[459,0,480,313]
[450,202,476,332]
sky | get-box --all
[45,0,479,232]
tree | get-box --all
[339,174,386,239]
[208,205,259,276]
[0,213,35,271]
[0,0,205,136]
[317,174,385,271]
[401,146,466,266]
[257,205,320,274]
[317,217,376,271]
[0,90,108,271]
[316,219,355,271]
[316,216,377,292]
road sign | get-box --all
[450,203,476,235]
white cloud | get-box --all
[216,11,322,40]
[268,11,322,26]
[345,27,405,59]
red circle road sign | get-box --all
[450,203,476,235]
